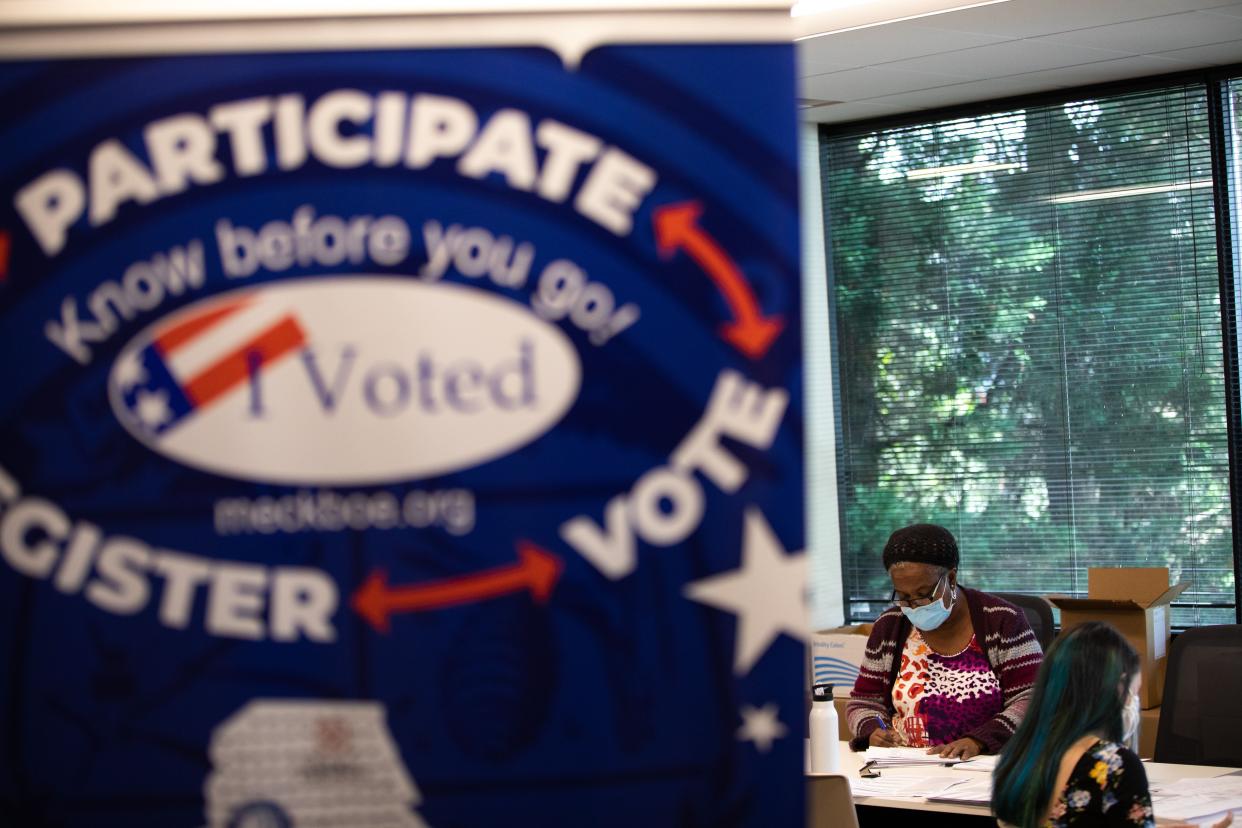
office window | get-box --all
[822,83,1235,627]
[1229,77,1242,305]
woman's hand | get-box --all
[868,725,902,747]
[926,736,983,760]
[1168,814,1232,828]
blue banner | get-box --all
[0,39,804,827]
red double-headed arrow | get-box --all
[351,541,562,633]
[0,231,10,283]
[653,200,784,359]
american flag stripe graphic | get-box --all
[118,295,308,436]
[181,315,306,409]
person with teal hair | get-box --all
[992,621,1233,827]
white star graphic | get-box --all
[113,350,148,391]
[736,703,788,753]
[684,506,807,675]
[134,389,172,430]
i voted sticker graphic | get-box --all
[108,277,582,485]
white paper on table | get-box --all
[952,755,999,772]
[1150,791,1242,822]
[928,776,994,805]
[848,775,968,799]
[862,746,967,766]
[1152,778,1242,796]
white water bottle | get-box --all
[809,683,840,773]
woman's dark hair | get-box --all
[991,621,1140,827]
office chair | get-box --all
[993,592,1056,652]
[1154,624,1242,766]
[807,774,860,828]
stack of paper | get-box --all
[928,776,994,805]
[953,754,999,772]
[849,776,970,799]
[862,746,969,767]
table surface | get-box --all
[811,740,1238,823]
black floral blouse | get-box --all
[1044,741,1154,827]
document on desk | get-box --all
[1150,778,1242,796]
[862,746,968,766]
[1149,777,1242,824]
[849,775,969,799]
[928,776,994,805]
[952,755,999,772]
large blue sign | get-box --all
[0,36,804,827]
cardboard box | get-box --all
[1138,705,1160,759]
[810,624,871,698]
[833,697,852,740]
[1049,568,1187,709]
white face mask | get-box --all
[1121,690,1140,743]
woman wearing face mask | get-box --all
[846,524,1043,759]
[992,621,1232,828]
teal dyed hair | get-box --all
[991,621,1139,828]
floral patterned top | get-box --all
[891,628,1003,747]
[1044,741,1154,827]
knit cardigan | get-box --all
[845,587,1043,753]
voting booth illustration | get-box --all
[0,3,804,825]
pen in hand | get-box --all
[870,716,902,747]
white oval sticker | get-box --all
[108,277,582,485]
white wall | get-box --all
[799,121,846,630]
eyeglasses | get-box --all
[890,573,948,609]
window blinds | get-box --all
[820,83,1234,627]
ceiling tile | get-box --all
[1145,0,1242,9]
[1004,54,1195,89]
[799,100,911,125]
[800,65,971,101]
[920,0,1241,39]
[1036,10,1242,53]
[866,75,1066,110]
[796,21,1011,72]
[796,47,853,77]
[1152,38,1242,63]
[1200,2,1242,16]
[884,39,1132,80]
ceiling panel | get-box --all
[1204,3,1242,17]
[1153,38,1242,63]
[797,0,1242,126]
[863,75,1063,110]
[883,38,1131,79]
[800,100,911,124]
[796,49,853,77]
[798,20,1011,67]
[1003,54,1197,89]
[911,0,1191,39]
[801,64,972,101]
[1036,10,1242,53]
